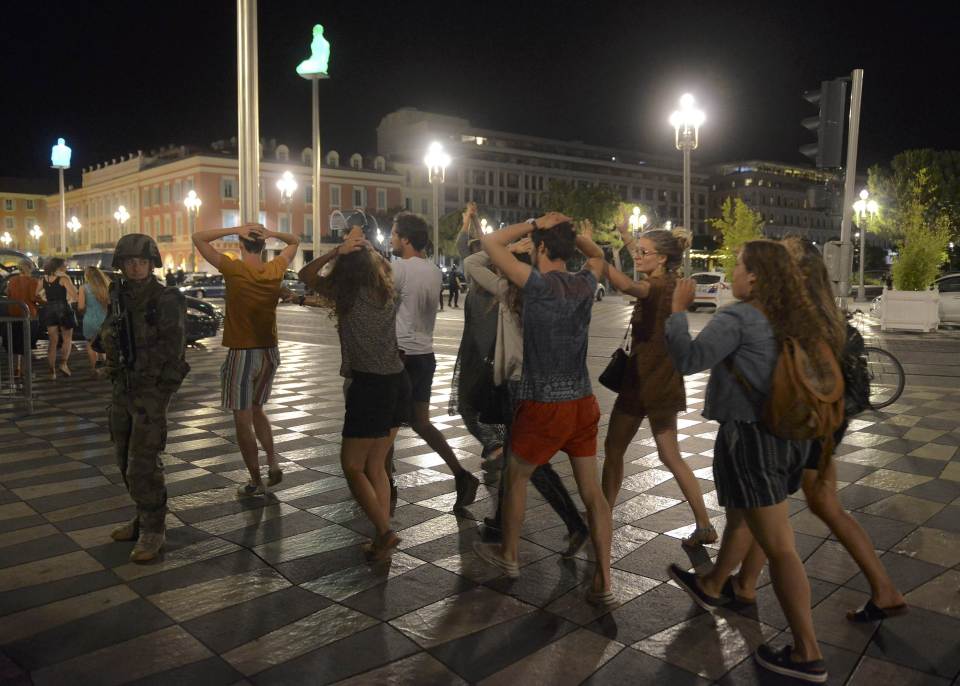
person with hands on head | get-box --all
[473,212,617,608]
[297,225,409,560]
[193,222,300,497]
[663,241,829,684]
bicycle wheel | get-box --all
[863,346,905,409]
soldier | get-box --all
[102,234,190,562]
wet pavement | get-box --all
[0,301,958,685]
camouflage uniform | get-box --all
[102,235,189,559]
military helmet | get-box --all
[112,233,162,269]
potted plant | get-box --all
[880,170,952,331]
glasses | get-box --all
[637,249,659,257]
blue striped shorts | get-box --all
[713,421,812,509]
[220,347,281,410]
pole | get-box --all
[58,168,66,256]
[431,180,440,265]
[682,146,691,276]
[311,78,321,257]
[236,0,260,226]
[858,217,866,301]
[838,68,864,302]
[189,212,197,272]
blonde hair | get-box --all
[638,226,692,273]
[84,266,110,307]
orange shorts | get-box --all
[510,395,600,465]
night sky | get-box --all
[3,1,958,186]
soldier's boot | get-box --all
[130,530,165,563]
[110,518,140,542]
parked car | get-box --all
[282,270,305,297]
[180,274,226,299]
[690,271,728,310]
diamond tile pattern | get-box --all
[0,303,958,684]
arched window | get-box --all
[301,148,313,166]
[326,150,340,168]
[374,156,386,172]
[276,145,289,162]
[350,153,362,170]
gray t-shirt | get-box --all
[517,269,596,402]
[338,287,404,376]
[393,256,442,355]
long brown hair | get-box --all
[639,227,692,273]
[314,248,394,318]
[740,240,825,356]
[84,266,110,307]
[781,237,846,358]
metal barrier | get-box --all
[0,299,34,414]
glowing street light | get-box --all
[1,231,12,247]
[29,224,43,248]
[297,24,332,261]
[669,93,705,275]
[852,188,879,301]
[114,205,130,229]
[67,216,81,249]
[276,170,298,202]
[480,217,493,234]
[50,138,72,255]
[628,207,649,280]
[424,141,451,265]
[183,191,202,272]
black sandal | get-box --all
[846,599,908,623]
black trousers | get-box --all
[447,287,459,307]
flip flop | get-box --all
[846,600,908,623]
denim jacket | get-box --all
[664,302,778,422]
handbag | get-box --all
[599,321,632,393]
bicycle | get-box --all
[843,307,906,410]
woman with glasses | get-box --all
[602,225,717,547]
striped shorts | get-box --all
[713,421,812,509]
[220,347,281,410]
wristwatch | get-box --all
[526,218,539,229]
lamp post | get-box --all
[30,224,43,251]
[424,141,451,266]
[628,206,648,280]
[669,94,705,276]
[114,205,130,234]
[67,216,81,250]
[276,170,298,264]
[480,218,493,234]
[852,188,879,301]
[183,191,201,272]
[297,24,331,262]
[50,138,72,256]
[1,232,12,248]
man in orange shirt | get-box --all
[193,223,300,496]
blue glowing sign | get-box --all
[51,138,72,169]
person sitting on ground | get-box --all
[192,223,300,497]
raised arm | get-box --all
[298,245,340,291]
[574,220,606,282]
[265,229,300,265]
[192,225,246,271]
[664,279,740,374]
[481,212,571,288]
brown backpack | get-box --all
[729,337,845,468]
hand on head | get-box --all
[536,211,573,230]
[509,237,533,254]
[577,219,594,240]
[238,224,266,241]
[340,233,369,255]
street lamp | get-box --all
[297,24,331,263]
[424,141,451,266]
[30,224,43,250]
[67,216,81,250]
[852,188,879,301]
[669,93,705,276]
[114,204,130,232]
[1,232,11,247]
[276,170,298,262]
[50,138,72,255]
[183,191,201,272]
[628,206,648,280]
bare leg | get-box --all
[570,454,613,593]
[251,405,276,468]
[411,401,464,476]
[700,507,753,597]
[47,326,59,371]
[801,466,904,608]
[60,328,73,368]
[601,410,643,508]
[367,428,399,526]
[744,501,822,662]
[86,341,99,370]
[342,437,392,536]
[233,409,261,484]
[500,452,536,562]
[650,415,712,529]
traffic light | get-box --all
[800,79,848,169]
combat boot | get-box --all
[130,530,165,563]
[110,518,139,542]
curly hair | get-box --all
[780,237,847,359]
[313,248,394,319]
[740,240,826,357]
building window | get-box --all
[25,218,35,231]
[153,217,161,236]
[3,217,13,230]
[221,210,240,229]
[350,154,362,170]
[374,156,386,172]
[279,214,291,232]
[163,215,172,235]
[326,150,339,167]
[151,187,160,205]
[420,198,429,215]
[162,183,170,205]
[376,188,387,211]
[353,187,365,208]
[173,181,182,204]
[276,144,289,162]
[304,216,313,239]
[404,197,412,210]
[3,199,14,211]
[305,184,313,205]
[221,178,237,200]
[26,199,35,210]
[176,214,184,236]
[330,185,340,207]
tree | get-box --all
[436,210,463,259]
[709,197,765,279]
[868,149,960,241]
[890,169,952,291]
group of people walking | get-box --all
[3,198,907,683]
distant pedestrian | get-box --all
[193,223,300,496]
[604,223,716,547]
[176,268,186,285]
[1,259,40,382]
[447,264,461,308]
[299,227,408,559]
[78,266,110,375]
[36,257,78,379]
[165,269,177,287]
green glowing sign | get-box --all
[296,24,330,78]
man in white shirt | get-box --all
[390,213,480,510]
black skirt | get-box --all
[41,302,77,330]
